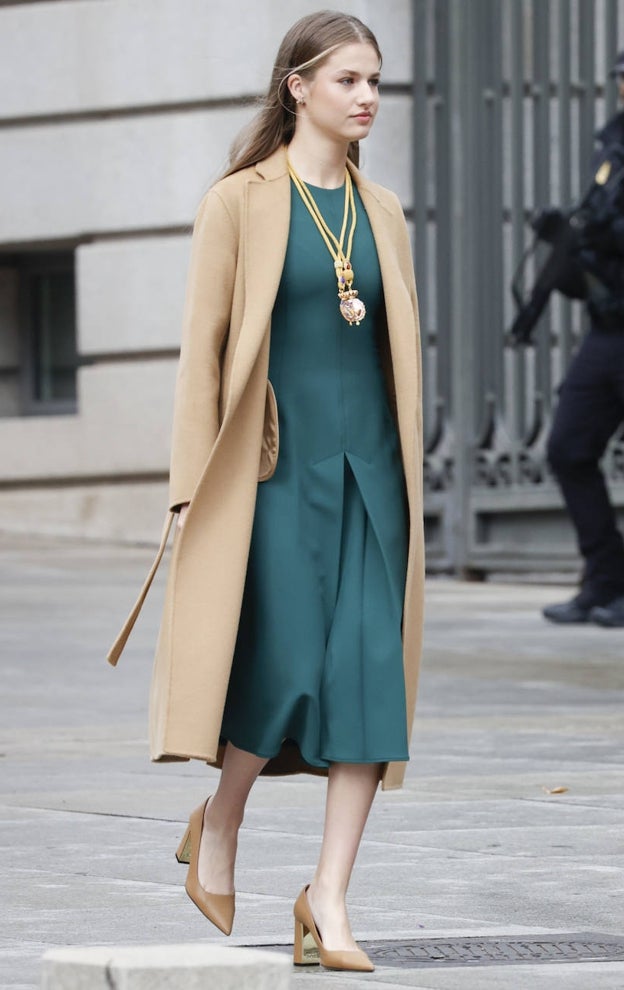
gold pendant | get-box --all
[336,261,366,325]
[339,295,366,325]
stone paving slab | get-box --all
[1,537,623,988]
[294,962,624,989]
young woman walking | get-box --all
[109,9,424,973]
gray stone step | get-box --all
[41,944,291,990]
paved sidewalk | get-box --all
[1,535,623,989]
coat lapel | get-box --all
[223,154,291,420]
[356,177,416,410]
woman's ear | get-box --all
[287,73,306,106]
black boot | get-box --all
[589,595,624,627]
[542,591,599,624]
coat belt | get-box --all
[107,511,175,667]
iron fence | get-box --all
[415,0,624,574]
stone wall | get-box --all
[0,0,413,542]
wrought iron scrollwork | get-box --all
[474,395,513,487]
[423,398,455,493]
[517,393,550,485]
[607,423,624,483]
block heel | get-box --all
[175,824,192,864]
[293,917,321,966]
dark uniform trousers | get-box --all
[547,328,624,601]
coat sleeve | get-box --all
[169,189,238,511]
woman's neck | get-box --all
[287,132,349,188]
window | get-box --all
[0,251,78,417]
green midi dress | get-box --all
[220,180,409,768]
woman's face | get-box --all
[293,42,381,145]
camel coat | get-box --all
[108,146,424,790]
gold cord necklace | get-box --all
[287,159,366,326]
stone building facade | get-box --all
[0,0,412,543]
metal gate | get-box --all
[414,0,624,575]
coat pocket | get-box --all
[258,379,279,482]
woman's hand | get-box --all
[177,503,190,530]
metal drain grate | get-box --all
[266,933,624,969]
[360,934,624,968]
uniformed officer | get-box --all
[543,51,624,626]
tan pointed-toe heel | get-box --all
[293,885,374,972]
[182,799,235,936]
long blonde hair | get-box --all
[221,11,382,179]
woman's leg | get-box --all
[198,742,268,894]
[306,762,380,951]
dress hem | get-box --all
[220,734,409,769]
